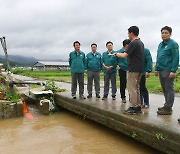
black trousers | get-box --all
[71,73,84,95]
[140,75,149,105]
[159,70,174,109]
[118,69,127,99]
[103,73,117,97]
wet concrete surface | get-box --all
[11,73,180,127]
[56,82,180,133]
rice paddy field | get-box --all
[12,69,180,93]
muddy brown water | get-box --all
[0,108,159,154]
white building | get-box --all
[33,61,69,71]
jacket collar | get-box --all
[161,38,171,45]
[92,51,97,55]
[73,50,82,54]
[106,50,114,54]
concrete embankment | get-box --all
[55,91,180,154]
[0,78,23,119]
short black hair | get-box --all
[161,26,172,34]
[73,41,80,47]
[91,43,97,47]
[122,39,131,47]
[128,26,139,36]
[106,41,113,46]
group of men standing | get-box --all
[69,26,179,116]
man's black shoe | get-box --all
[102,95,107,100]
[158,107,165,111]
[122,98,126,103]
[72,94,76,99]
[158,106,172,111]
[178,118,180,123]
[96,94,100,98]
[112,96,116,100]
[157,107,172,115]
[135,106,142,113]
[124,107,141,115]
[80,95,86,99]
[87,94,92,98]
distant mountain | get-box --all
[0,57,21,67]
[0,54,68,67]
[39,58,68,62]
[0,55,38,66]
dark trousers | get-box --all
[87,71,100,95]
[159,70,174,109]
[71,73,84,96]
[140,75,149,106]
[103,73,117,97]
[118,69,127,99]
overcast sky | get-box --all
[0,0,180,61]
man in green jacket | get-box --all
[69,41,86,99]
[85,43,102,98]
[117,39,131,103]
[155,26,179,115]
[140,48,152,108]
[102,41,117,100]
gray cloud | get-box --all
[0,0,180,61]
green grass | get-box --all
[12,69,180,93]
[146,74,164,93]
[0,84,20,103]
[4,90,20,103]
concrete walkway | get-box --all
[11,73,180,124]
[11,73,180,153]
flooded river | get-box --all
[0,110,158,154]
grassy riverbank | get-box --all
[12,69,180,93]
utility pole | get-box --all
[0,36,11,73]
